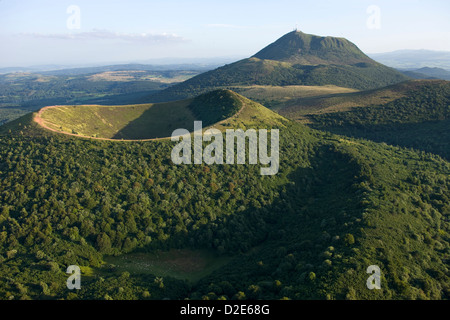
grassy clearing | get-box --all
[232,85,358,111]
[279,88,405,119]
[278,80,433,120]
[103,249,232,283]
[80,266,96,278]
[87,70,198,83]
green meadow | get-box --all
[103,249,232,283]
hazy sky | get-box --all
[0,0,449,67]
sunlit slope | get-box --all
[280,80,439,120]
[231,85,358,111]
[306,80,450,159]
[37,101,195,140]
[144,31,409,103]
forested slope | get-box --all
[0,102,448,300]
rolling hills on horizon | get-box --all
[0,66,208,127]
[369,50,450,70]
[400,67,450,81]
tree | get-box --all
[233,291,246,300]
[154,277,164,289]
[344,233,355,245]
[96,233,111,253]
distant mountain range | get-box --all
[369,50,450,70]
[400,67,450,81]
[0,63,224,76]
[0,57,245,75]
[4,48,450,80]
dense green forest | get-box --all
[309,81,450,160]
[0,105,448,300]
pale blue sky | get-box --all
[0,0,449,67]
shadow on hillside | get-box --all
[113,102,195,140]
[134,144,366,297]
[311,119,450,160]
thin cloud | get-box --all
[19,30,187,44]
[206,24,248,29]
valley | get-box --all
[0,66,206,126]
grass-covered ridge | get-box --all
[37,102,194,140]
[33,90,270,140]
